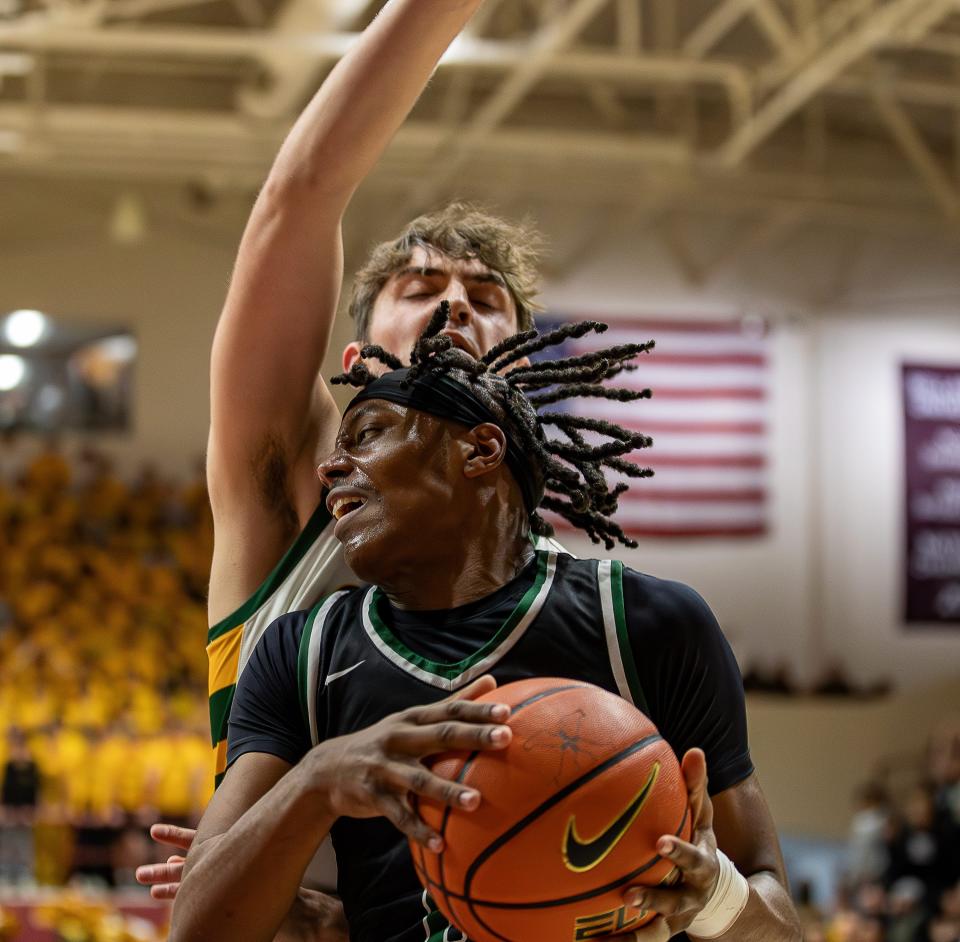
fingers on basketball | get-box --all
[409,678,692,942]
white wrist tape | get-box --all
[686,850,750,940]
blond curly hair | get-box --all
[348,202,544,340]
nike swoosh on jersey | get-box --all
[562,762,661,873]
[324,660,366,685]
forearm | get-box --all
[171,764,335,942]
[211,0,484,461]
[266,0,484,202]
[702,871,801,942]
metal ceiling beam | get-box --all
[896,0,958,40]
[386,0,623,215]
[872,83,960,217]
[830,72,960,109]
[99,0,229,23]
[429,0,614,142]
[683,0,756,58]
[0,21,745,88]
[716,0,937,168]
[0,24,752,128]
[751,0,804,61]
[758,0,888,89]
[616,0,641,52]
[1,0,959,243]
[0,102,691,167]
[236,0,334,120]
[438,0,510,128]
[0,102,949,211]
[680,0,800,61]
[0,21,355,57]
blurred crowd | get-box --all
[800,718,960,942]
[0,437,213,891]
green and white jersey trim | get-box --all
[598,558,649,714]
[232,513,355,681]
[298,590,350,746]
[533,532,573,558]
[361,550,558,692]
[421,891,465,942]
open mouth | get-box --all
[329,494,367,521]
[442,331,480,360]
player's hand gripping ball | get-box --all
[409,678,692,942]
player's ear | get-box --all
[462,423,507,479]
[342,341,363,373]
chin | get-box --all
[340,529,395,586]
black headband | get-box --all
[346,368,542,513]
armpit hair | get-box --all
[249,433,300,538]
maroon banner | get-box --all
[903,363,960,624]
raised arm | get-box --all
[208,0,486,622]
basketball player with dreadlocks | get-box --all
[170,313,801,942]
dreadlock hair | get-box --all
[331,302,655,549]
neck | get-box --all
[380,521,535,611]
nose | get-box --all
[316,448,351,489]
[444,280,472,326]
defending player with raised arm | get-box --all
[140,0,553,912]
[207,0,493,635]
[170,312,802,942]
[204,1,546,786]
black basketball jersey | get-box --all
[227,550,753,942]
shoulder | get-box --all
[617,566,725,654]
[228,608,322,769]
[622,568,717,625]
[263,606,316,645]
[249,586,361,656]
[244,606,321,680]
[613,568,752,791]
[551,554,718,628]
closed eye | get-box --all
[356,426,382,444]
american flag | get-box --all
[534,316,770,538]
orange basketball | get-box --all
[410,677,692,942]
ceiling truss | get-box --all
[3,0,960,274]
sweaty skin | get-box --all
[172,399,800,942]
[319,401,533,609]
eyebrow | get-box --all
[395,266,508,290]
[339,402,393,438]
[343,402,392,425]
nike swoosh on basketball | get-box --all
[324,661,366,685]
[562,763,661,873]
